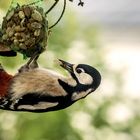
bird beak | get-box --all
[58,59,74,73]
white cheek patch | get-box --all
[17,102,58,110]
[77,73,93,85]
[67,78,77,87]
[71,89,92,101]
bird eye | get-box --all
[76,68,84,74]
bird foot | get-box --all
[18,53,39,73]
[18,64,30,73]
[18,60,38,73]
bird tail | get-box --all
[0,43,17,57]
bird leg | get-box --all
[18,53,39,73]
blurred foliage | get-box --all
[0,0,140,140]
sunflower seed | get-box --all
[31,10,43,22]
[19,11,25,19]
[8,30,14,37]
[31,22,42,29]
[23,6,32,17]
[14,39,19,45]
[19,43,27,49]
[34,29,41,36]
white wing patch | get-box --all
[71,89,93,101]
[76,72,93,85]
[17,102,58,110]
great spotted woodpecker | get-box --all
[0,59,101,113]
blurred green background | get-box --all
[0,0,140,140]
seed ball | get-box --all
[1,4,48,57]
[13,39,19,45]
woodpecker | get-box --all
[0,59,101,113]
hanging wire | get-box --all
[48,0,66,29]
[28,0,43,5]
[45,0,60,16]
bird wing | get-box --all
[8,69,68,101]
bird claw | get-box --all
[18,64,30,73]
[18,53,39,73]
[18,61,38,73]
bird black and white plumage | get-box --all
[0,59,101,113]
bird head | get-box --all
[58,59,101,100]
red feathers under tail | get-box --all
[0,70,13,98]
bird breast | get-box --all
[9,68,68,100]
